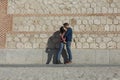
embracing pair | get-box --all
[56,23,73,64]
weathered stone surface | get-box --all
[12,16,120,32]
[75,50,96,64]
[1,0,120,51]
[6,33,120,49]
[96,50,109,64]
[8,0,120,14]
[0,67,120,80]
[0,49,120,65]
[16,42,24,48]
[109,50,120,64]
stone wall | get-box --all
[6,0,120,49]
[0,0,120,65]
[8,0,120,14]
[0,0,118,49]
[13,16,120,32]
[6,33,120,49]
[1,49,120,64]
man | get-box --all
[64,23,73,63]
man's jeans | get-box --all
[56,41,72,62]
[66,41,72,61]
[56,42,64,61]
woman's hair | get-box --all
[60,26,65,34]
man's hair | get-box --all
[63,23,69,27]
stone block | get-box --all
[25,49,43,64]
[109,50,120,64]
[40,34,48,38]
[79,37,86,43]
[75,49,96,64]
[6,41,16,48]
[16,42,24,48]
[24,42,32,48]
[87,37,94,43]
[107,41,117,48]
[94,19,101,25]
[6,37,13,42]
[117,42,120,48]
[0,50,6,64]
[14,37,20,42]
[90,43,99,48]
[21,37,29,43]
[96,50,109,64]
[76,42,82,48]
[6,49,43,64]
[82,43,89,48]
[99,43,107,49]
[6,49,26,64]
[33,43,40,49]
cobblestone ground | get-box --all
[0,65,120,80]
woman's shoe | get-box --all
[56,60,63,64]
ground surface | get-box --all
[0,65,120,80]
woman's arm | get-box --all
[61,32,66,43]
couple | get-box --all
[56,23,73,64]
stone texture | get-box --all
[6,33,120,49]
[96,50,109,64]
[8,0,120,14]
[13,16,120,32]
[0,67,119,80]
[5,49,43,64]
[1,49,120,65]
[0,0,120,67]
[109,50,120,65]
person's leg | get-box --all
[56,42,64,63]
[66,41,72,62]
[62,46,69,64]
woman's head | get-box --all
[60,26,66,33]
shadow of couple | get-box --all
[45,31,68,64]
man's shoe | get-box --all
[65,61,72,64]
[64,61,69,64]
[68,61,72,64]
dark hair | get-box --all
[60,26,65,34]
[63,23,69,27]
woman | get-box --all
[56,26,68,64]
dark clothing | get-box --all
[60,27,66,42]
[64,28,73,42]
[64,27,73,61]
[60,26,66,34]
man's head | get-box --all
[63,23,69,29]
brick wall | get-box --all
[0,0,12,48]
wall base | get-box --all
[0,49,120,65]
